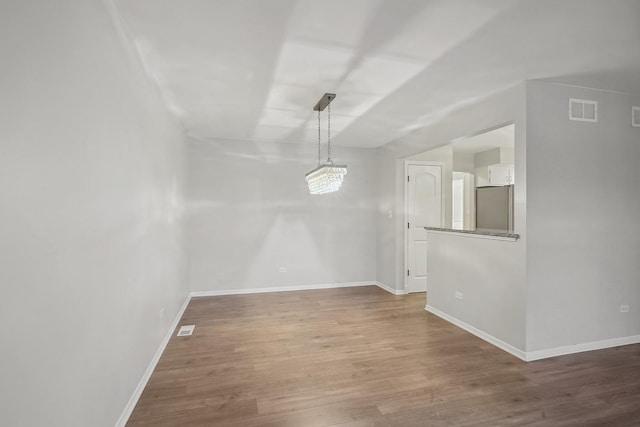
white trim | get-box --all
[425,305,640,362]
[190,281,376,297]
[404,160,445,292]
[425,305,526,361]
[426,229,519,242]
[526,335,640,362]
[192,280,408,297]
[375,281,407,295]
[115,293,192,427]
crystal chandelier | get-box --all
[305,93,347,195]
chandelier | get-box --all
[305,93,347,195]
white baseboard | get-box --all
[525,334,640,361]
[115,293,192,427]
[191,281,410,298]
[190,281,377,297]
[425,305,640,362]
[425,305,526,361]
[375,281,406,295]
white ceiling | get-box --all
[114,0,640,148]
[451,124,514,155]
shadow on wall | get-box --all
[186,138,378,291]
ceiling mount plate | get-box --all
[313,93,336,111]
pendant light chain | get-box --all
[317,108,321,166]
[327,100,332,163]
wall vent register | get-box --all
[632,106,640,128]
[569,98,598,122]
[177,325,195,336]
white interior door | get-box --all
[406,164,442,293]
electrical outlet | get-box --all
[159,307,165,319]
[620,304,629,313]
[455,291,463,300]
[278,267,287,273]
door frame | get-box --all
[403,160,446,292]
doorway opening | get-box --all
[402,123,515,293]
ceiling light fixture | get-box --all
[305,93,347,195]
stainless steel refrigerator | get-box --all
[475,185,514,232]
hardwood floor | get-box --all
[127,286,640,426]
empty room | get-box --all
[2,0,640,426]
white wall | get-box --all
[474,147,502,168]
[0,1,188,426]
[453,151,475,174]
[426,234,525,352]
[187,138,377,292]
[416,85,527,353]
[376,84,524,290]
[500,147,515,164]
[525,81,640,352]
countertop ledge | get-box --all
[424,227,520,240]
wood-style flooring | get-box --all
[127,286,640,426]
